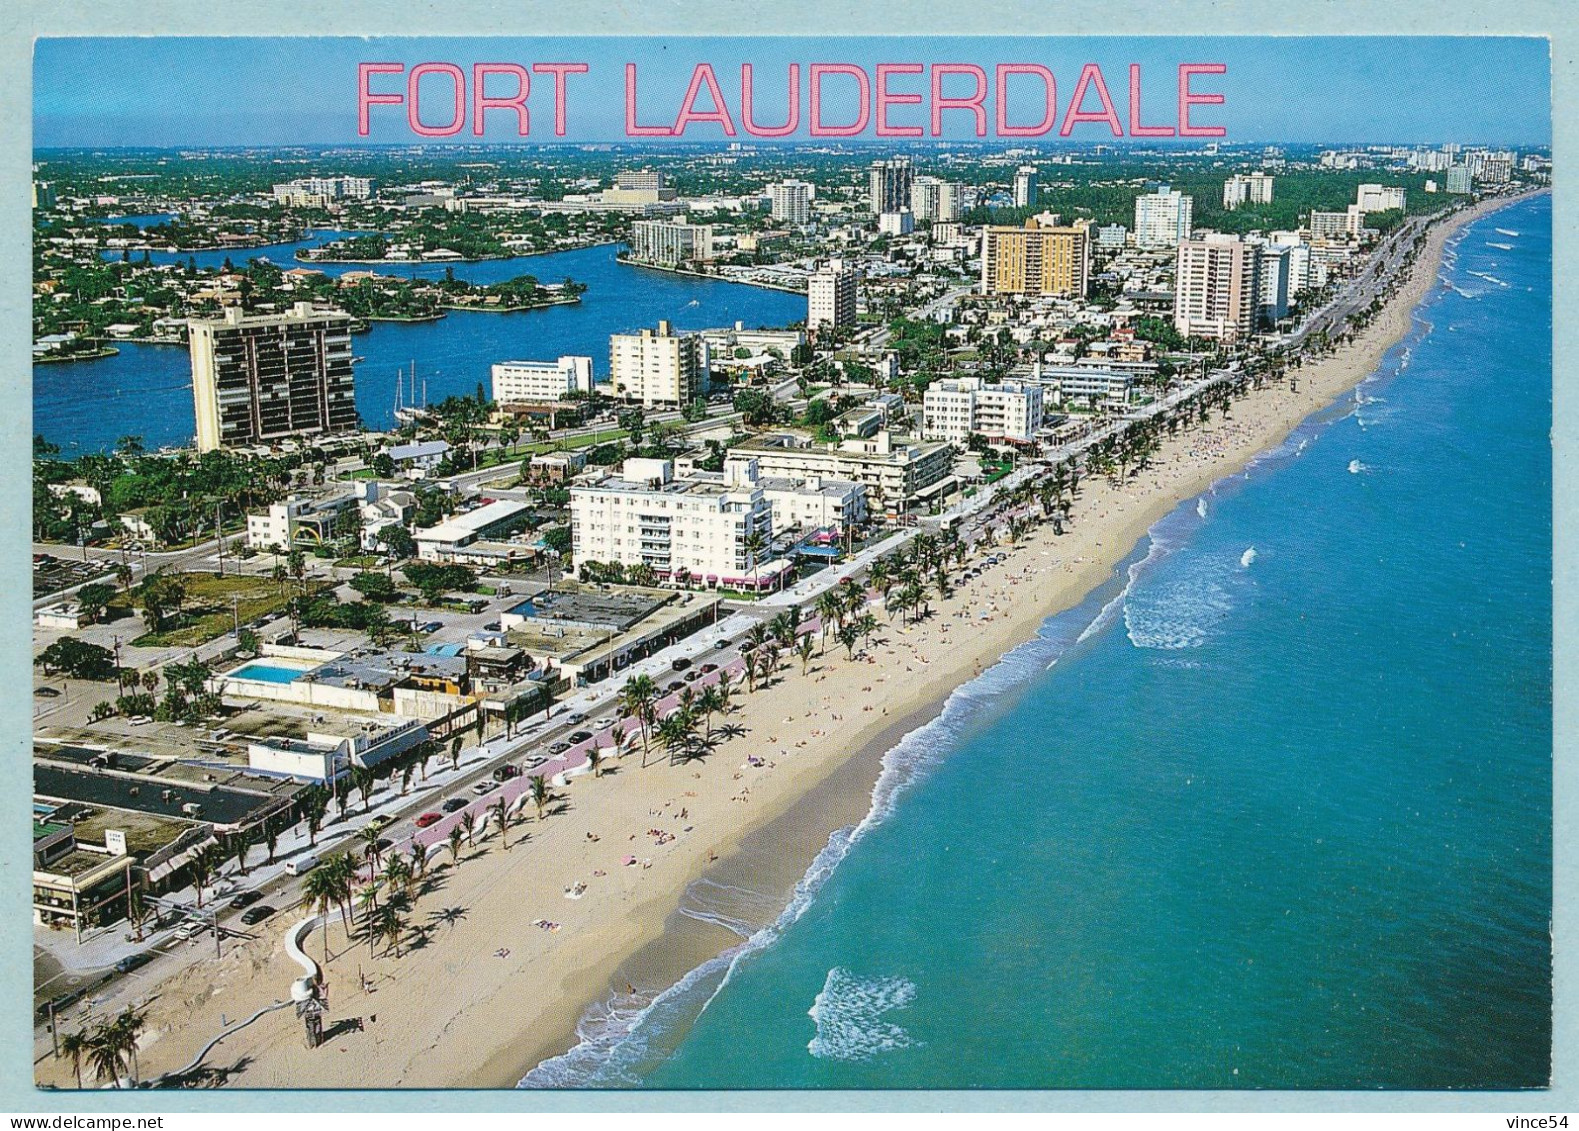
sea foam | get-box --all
[807,968,918,1061]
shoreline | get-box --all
[621,257,809,295]
[32,188,1540,1092]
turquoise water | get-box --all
[226,663,306,684]
[524,195,1553,1090]
[35,240,803,455]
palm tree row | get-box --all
[57,1008,146,1089]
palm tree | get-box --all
[697,684,724,741]
[620,675,658,764]
[448,735,463,773]
[356,883,382,951]
[446,824,465,869]
[460,810,479,847]
[587,747,604,778]
[125,889,151,943]
[301,867,340,965]
[380,853,411,900]
[815,591,844,650]
[529,775,551,821]
[746,623,770,652]
[743,530,767,591]
[189,844,221,909]
[358,825,385,873]
[489,797,511,850]
[797,632,816,675]
[352,766,376,812]
[657,712,693,766]
[59,1029,89,1089]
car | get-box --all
[36,989,84,1022]
[566,713,586,725]
[549,741,570,755]
[568,730,593,743]
[422,621,443,634]
[670,657,691,671]
[699,663,718,674]
[415,812,444,829]
[239,905,276,926]
[684,670,702,682]
[114,952,152,975]
[472,780,500,796]
[524,755,549,769]
[492,764,522,782]
[367,814,394,832]
[481,621,500,632]
[441,797,468,813]
[665,681,684,693]
[592,716,616,730]
[739,641,757,653]
[228,891,262,911]
[714,639,731,650]
[34,686,60,698]
[174,920,204,941]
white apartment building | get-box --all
[1096,224,1128,249]
[1222,172,1274,209]
[609,321,710,407]
[570,459,782,589]
[922,377,1045,445]
[729,431,955,513]
[1035,365,1136,408]
[868,156,913,215]
[808,263,858,331]
[1356,183,1407,212]
[878,210,915,236]
[629,220,714,266]
[1013,165,1039,208]
[1308,207,1366,240]
[1255,243,1293,323]
[768,180,812,224]
[1134,188,1194,248]
[415,499,532,563]
[491,356,595,403]
[910,177,964,223]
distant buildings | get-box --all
[980,216,1092,298]
[1173,235,1262,342]
[491,356,596,404]
[272,176,374,207]
[629,220,714,267]
[868,156,913,215]
[188,303,358,452]
[32,181,55,210]
[878,210,915,237]
[1134,187,1194,248]
[609,320,710,408]
[922,377,1045,445]
[1308,207,1366,240]
[601,169,679,206]
[768,180,813,224]
[1096,224,1128,249]
[911,176,964,222]
[1013,165,1039,208]
[1222,172,1274,209]
[1356,183,1407,212]
[808,263,858,332]
[1446,164,1474,194]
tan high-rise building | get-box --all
[609,320,710,408]
[980,217,1091,298]
[189,303,359,452]
[1172,235,1263,342]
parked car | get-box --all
[665,681,684,693]
[684,670,702,682]
[670,657,691,671]
[566,713,586,725]
[285,854,320,877]
[37,989,84,1022]
[114,952,152,975]
[472,780,500,796]
[228,891,262,911]
[699,663,718,674]
[239,905,276,926]
[549,741,570,755]
[739,641,757,653]
[714,639,731,650]
[492,764,522,782]
[415,812,444,829]
[441,797,468,813]
[568,730,593,743]
[174,920,204,941]
[367,814,395,832]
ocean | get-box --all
[523,194,1553,1090]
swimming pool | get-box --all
[227,662,309,684]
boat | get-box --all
[393,362,437,424]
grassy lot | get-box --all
[131,572,292,647]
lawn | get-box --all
[131,572,292,647]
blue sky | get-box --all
[34,37,1551,148]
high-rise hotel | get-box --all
[980,217,1092,298]
[189,302,358,452]
[1172,235,1263,342]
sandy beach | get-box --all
[33,189,1539,1092]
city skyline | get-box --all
[35,37,1552,148]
